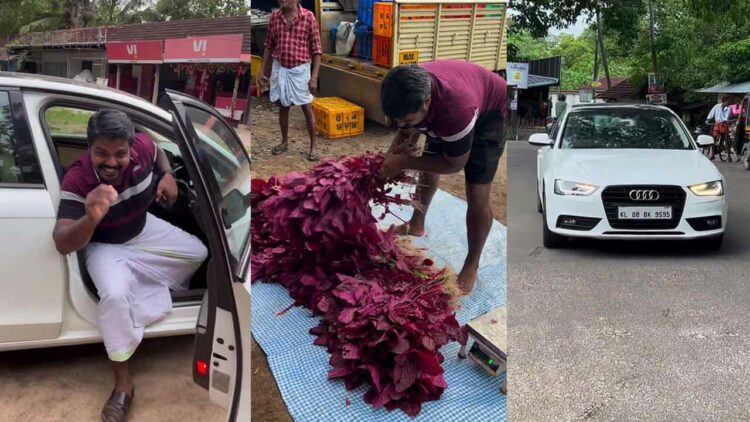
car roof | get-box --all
[0,72,171,121]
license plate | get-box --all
[618,206,672,220]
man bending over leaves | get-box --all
[379,61,507,295]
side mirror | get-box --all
[696,134,714,147]
[529,133,554,146]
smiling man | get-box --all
[52,109,208,422]
[379,61,507,295]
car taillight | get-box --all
[197,360,208,376]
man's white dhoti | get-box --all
[85,213,208,362]
[269,61,314,107]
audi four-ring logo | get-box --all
[629,190,660,201]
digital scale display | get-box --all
[469,342,502,373]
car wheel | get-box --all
[701,234,724,251]
[542,192,564,248]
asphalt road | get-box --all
[508,140,750,421]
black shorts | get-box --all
[423,110,505,184]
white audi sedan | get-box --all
[531,104,726,249]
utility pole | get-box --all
[596,10,611,92]
[648,0,658,73]
[592,34,599,100]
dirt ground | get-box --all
[0,336,224,422]
[248,98,507,422]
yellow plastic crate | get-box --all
[312,97,365,139]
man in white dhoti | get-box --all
[53,109,208,421]
[260,0,323,161]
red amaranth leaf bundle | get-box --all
[251,154,467,417]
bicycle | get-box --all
[712,120,737,162]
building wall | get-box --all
[548,91,605,118]
[23,48,107,79]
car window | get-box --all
[138,125,181,158]
[0,91,43,185]
[45,106,93,136]
[184,106,250,265]
[561,109,694,150]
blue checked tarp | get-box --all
[252,186,507,421]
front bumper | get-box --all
[545,186,726,240]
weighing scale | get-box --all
[458,306,507,395]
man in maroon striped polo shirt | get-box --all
[53,109,208,421]
[379,60,507,295]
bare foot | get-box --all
[457,264,479,295]
[392,222,426,237]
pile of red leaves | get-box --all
[251,154,467,417]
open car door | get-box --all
[159,90,250,421]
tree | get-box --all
[686,0,750,27]
[17,0,97,33]
[155,0,248,21]
[507,24,554,62]
[0,0,53,37]
[8,0,248,36]
[95,0,161,25]
[510,0,647,42]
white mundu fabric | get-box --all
[270,60,314,107]
[85,213,208,362]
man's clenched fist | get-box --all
[86,184,118,224]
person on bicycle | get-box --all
[707,96,731,160]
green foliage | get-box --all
[510,0,750,102]
[718,39,750,84]
[2,0,248,37]
[155,0,248,20]
[510,0,647,42]
[551,30,634,91]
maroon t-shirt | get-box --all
[418,60,507,142]
[57,133,159,244]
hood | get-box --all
[550,149,723,186]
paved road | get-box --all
[508,140,750,421]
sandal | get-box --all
[307,151,320,162]
[271,143,288,155]
[101,388,134,422]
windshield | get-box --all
[560,108,694,150]
[184,106,250,268]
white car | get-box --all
[0,72,250,420]
[531,104,726,249]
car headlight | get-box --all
[688,180,724,196]
[554,179,599,196]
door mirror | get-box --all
[529,133,554,146]
[697,134,714,147]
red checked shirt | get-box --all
[264,6,323,69]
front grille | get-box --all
[601,185,686,230]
